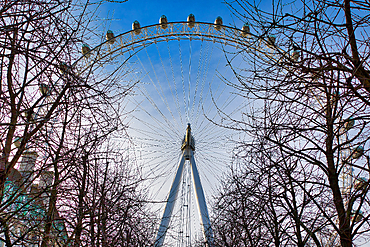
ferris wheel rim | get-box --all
[97,20,248,48]
[71,21,256,69]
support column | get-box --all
[155,153,186,247]
[155,124,214,246]
[190,151,214,247]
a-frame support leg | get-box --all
[155,152,186,247]
[189,150,214,247]
[155,124,214,247]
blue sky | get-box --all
[99,0,243,33]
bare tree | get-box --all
[0,1,153,246]
[212,0,370,246]
[61,133,156,247]
[213,142,336,246]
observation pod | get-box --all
[351,210,364,223]
[214,16,223,31]
[344,117,355,131]
[24,109,35,122]
[81,44,91,58]
[38,83,49,96]
[241,23,250,37]
[354,177,368,190]
[132,20,141,34]
[187,14,195,28]
[106,30,115,44]
[267,34,276,47]
[13,137,22,148]
[352,146,364,159]
[59,62,71,74]
[291,49,300,61]
[159,15,168,29]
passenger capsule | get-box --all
[214,16,223,31]
[38,83,49,96]
[241,23,250,37]
[24,109,35,122]
[344,117,355,131]
[352,145,364,159]
[354,177,368,190]
[13,137,22,148]
[106,30,115,44]
[351,210,364,223]
[132,20,141,34]
[267,35,276,47]
[187,14,195,28]
[292,49,300,61]
[81,44,91,58]
[159,15,168,29]
[59,62,70,74]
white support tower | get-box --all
[155,124,214,247]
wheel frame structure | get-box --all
[69,20,286,246]
[69,21,254,246]
[73,21,249,74]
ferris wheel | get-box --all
[72,15,267,246]
[71,14,370,246]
